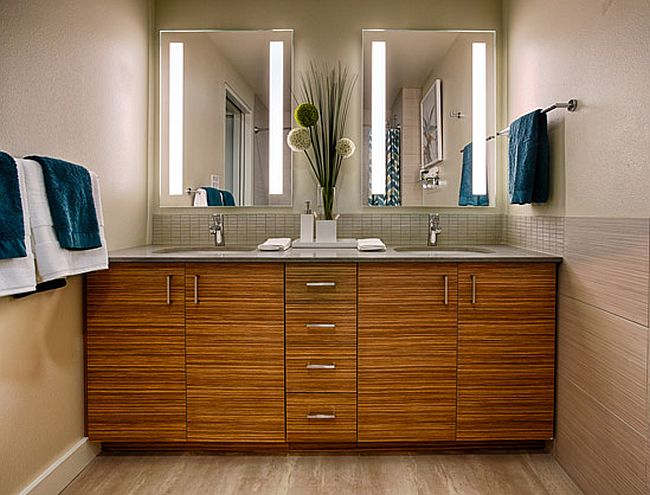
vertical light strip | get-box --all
[168,42,184,196]
[472,42,487,196]
[371,41,387,195]
[268,41,284,195]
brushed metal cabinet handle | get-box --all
[471,275,477,304]
[305,282,336,287]
[306,363,336,370]
[443,275,449,305]
[307,413,336,420]
[305,323,336,329]
[194,275,199,304]
[166,275,172,305]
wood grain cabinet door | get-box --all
[358,263,458,442]
[185,263,285,442]
[457,263,557,441]
[85,263,186,442]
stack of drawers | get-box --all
[285,263,357,443]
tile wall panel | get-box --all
[552,217,649,494]
[555,376,647,495]
[557,295,647,434]
[561,217,649,326]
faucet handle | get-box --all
[212,213,223,224]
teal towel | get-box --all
[458,143,489,206]
[202,187,224,206]
[220,189,236,206]
[508,110,550,204]
[0,152,27,259]
[26,156,102,250]
[202,187,236,206]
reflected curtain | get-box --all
[368,127,401,206]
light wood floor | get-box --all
[61,452,582,494]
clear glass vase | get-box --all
[318,185,336,220]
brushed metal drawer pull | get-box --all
[307,413,336,420]
[443,275,449,305]
[305,323,336,329]
[305,282,336,287]
[166,275,172,305]
[471,275,477,304]
[194,275,200,304]
[306,363,336,370]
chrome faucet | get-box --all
[427,213,442,246]
[209,213,225,246]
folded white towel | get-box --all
[0,158,37,297]
[258,238,292,251]
[21,159,108,282]
[193,188,208,207]
[357,238,386,252]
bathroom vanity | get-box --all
[84,246,559,450]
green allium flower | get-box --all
[294,103,319,127]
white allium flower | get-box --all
[287,128,311,152]
[335,137,355,159]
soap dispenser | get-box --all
[300,200,314,243]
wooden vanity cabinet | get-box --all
[358,263,459,442]
[85,259,557,447]
[85,263,187,441]
[185,263,285,442]
[456,263,556,440]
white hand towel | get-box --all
[21,159,108,282]
[357,238,386,252]
[258,238,292,251]
[193,188,208,207]
[0,158,37,297]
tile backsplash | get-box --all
[152,213,503,247]
[152,212,564,254]
[503,215,565,255]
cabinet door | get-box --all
[85,263,186,442]
[186,263,285,442]
[358,263,458,442]
[457,263,556,440]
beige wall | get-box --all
[154,0,504,214]
[505,1,650,493]
[505,0,650,218]
[0,0,150,493]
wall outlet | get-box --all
[211,175,220,188]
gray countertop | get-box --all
[109,244,562,263]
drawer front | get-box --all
[286,303,357,347]
[287,393,357,443]
[286,264,357,304]
[286,347,356,393]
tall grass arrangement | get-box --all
[288,62,357,220]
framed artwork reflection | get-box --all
[421,79,442,167]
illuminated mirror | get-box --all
[362,30,496,207]
[160,30,293,207]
